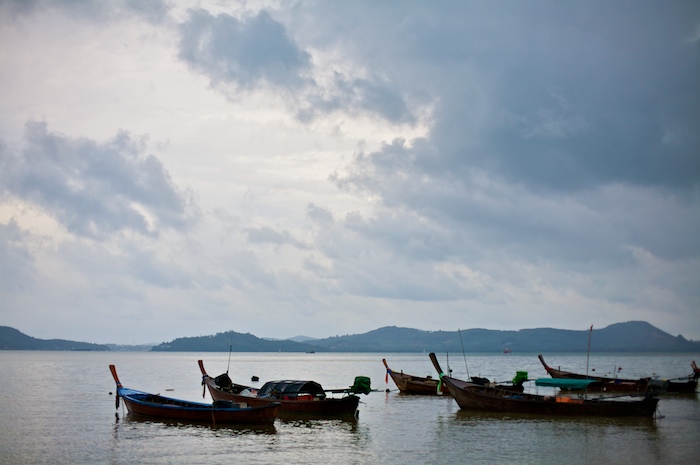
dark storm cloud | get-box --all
[178,8,312,90]
[0,121,195,238]
[367,3,700,192]
[297,73,414,124]
[176,8,414,124]
[303,2,700,190]
[326,2,700,264]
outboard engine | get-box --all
[647,378,667,395]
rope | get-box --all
[458,329,469,379]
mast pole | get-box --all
[585,325,593,379]
[226,332,233,374]
[458,328,469,379]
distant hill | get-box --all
[305,321,700,353]
[3,321,698,353]
[0,326,110,351]
[151,330,320,352]
[287,335,318,343]
[106,343,156,352]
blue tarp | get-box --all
[535,378,598,390]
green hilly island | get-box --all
[2,321,699,353]
[0,326,110,351]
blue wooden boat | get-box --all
[110,364,279,425]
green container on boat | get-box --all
[513,371,528,385]
[350,376,372,394]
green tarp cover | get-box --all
[535,378,598,389]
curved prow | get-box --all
[538,354,553,374]
[429,353,444,377]
[109,365,123,410]
[198,359,209,377]
[428,353,447,395]
[382,358,390,372]
[198,360,210,399]
[692,361,699,378]
[109,364,123,388]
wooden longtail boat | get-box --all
[429,353,660,417]
[382,358,450,395]
[539,355,699,394]
[382,358,525,395]
[109,365,279,425]
[198,360,362,418]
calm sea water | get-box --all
[0,351,698,464]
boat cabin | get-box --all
[258,380,327,401]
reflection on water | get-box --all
[452,408,660,427]
[115,411,279,434]
[277,417,359,429]
[433,408,663,465]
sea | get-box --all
[0,351,698,465]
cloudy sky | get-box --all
[1,1,699,345]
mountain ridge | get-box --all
[308,321,698,353]
[0,326,110,351]
[2,321,698,352]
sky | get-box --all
[1,1,699,345]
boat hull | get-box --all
[118,388,279,425]
[442,376,659,417]
[383,358,449,395]
[428,353,659,417]
[109,365,279,425]
[202,378,359,416]
[199,361,360,418]
[538,355,698,394]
